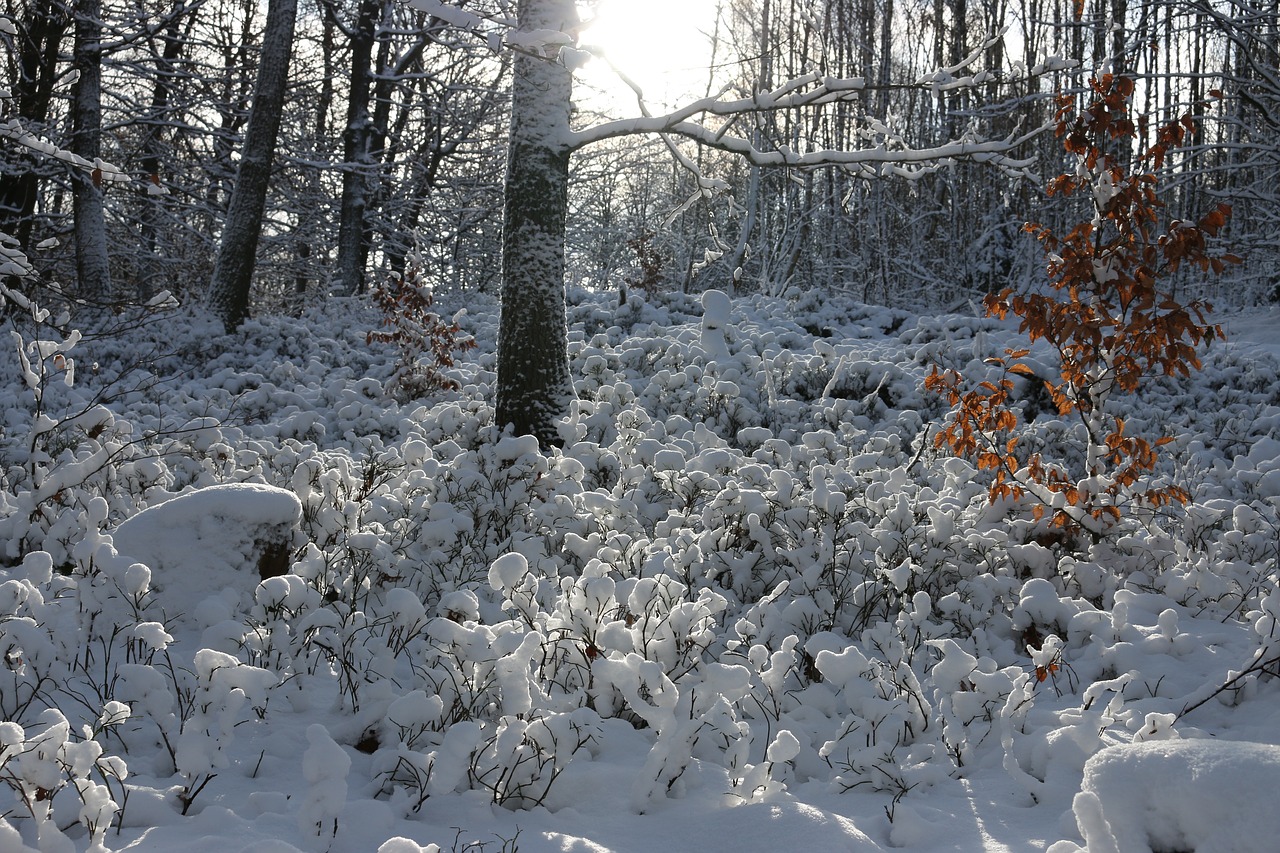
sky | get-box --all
[577,0,724,114]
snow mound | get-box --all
[1068,739,1280,853]
[111,483,302,621]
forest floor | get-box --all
[1,289,1277,853]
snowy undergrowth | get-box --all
[0,289,1276,851]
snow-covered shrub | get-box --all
[464,708,602,809]
[928,637,1035,772]
[359,579,606,811]
[0,702,129,851]
[808,624,935,797]
[0,552,74,724]
[0,276,1274,851]
[287,432,567,619]
[0,276,191,571]
[174,649,275,814]
[243,573,324,671]
[598,656,750,812]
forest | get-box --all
[0,0,1278,851]
[2,0,1276,316]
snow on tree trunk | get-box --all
[70,0,113,302]
[207,0,298,333]
[333,0,382,296]
[495,0,577,448]
[334,121,375,295]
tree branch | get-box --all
[573,117,1044,178]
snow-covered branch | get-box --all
[571,29,1070,145]
[408,0,587,57]
[574,116,1042,178]
[568,31,1065,176]
[0,119,128,184]
[408,0,515,34]
[569,72,864,150]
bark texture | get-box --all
[208,0,298,332]
[71,0,113,301]
[495,0,577,446]
[333,0,382,296]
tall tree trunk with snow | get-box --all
[70,0,113,301]
[333,0,382,296]
[724,0,773,295]
[207,0,298,332]
[495,0,577,446]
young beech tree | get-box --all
[416,0,1047,447]
[926,73,1240,536]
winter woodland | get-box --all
[0,0,1278,851]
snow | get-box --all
[1219,305,1280,360]
[1056,740,1280,853]
[0,289,1278,852]
[110,482,302,623]
[700,288,732,359]
[298,724,350,840]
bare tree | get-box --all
[207,0,298,332]
[329,0,385,296]
[69,0,112,300]
[417,0,1044,446]
[0,0,70,258]
[135,2,201,302]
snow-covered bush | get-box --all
[174,649,275,814]
[0,282,1276,850]
[0,703,129,852]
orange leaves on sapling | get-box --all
[926,72,1239,534]
[368,262,476,400]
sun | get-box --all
[576,0,721,114]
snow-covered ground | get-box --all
[0,288,1277,853]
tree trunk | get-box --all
[136,9,190,302]
[208,0,299,332]
[0,0,70,254]
[333,0,382,296]
[292,9,338,306]
[70,0,113,301]
[495,0,577,446]
[724,0,773,296]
